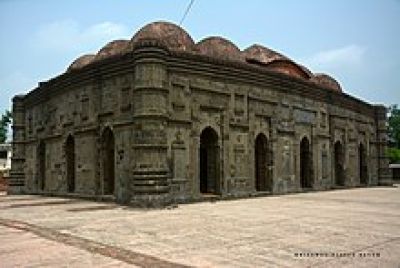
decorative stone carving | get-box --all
[8,21,389,206]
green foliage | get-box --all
[388,104,400,148]
[386,104,400,163]
[386,147,400,164]
[0,110,12,143]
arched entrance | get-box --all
[300,137,312,189]
[102,128,115,195]
[334,141,345,186]
[199,127,219,194]
[359,143,368,185]
[65,135,75,193]
[255,133,271,191]
[37,141,46,191]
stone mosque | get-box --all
[9,21,392,206]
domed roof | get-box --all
[94,40,129,61]
[131,21,194,51]
[265,60,312,79]
[64,21,342,95]
[311,73,342,92]
[67,54,95,71]
[243,44,288,65]
[243,45,312,79]
[196,37,243,61]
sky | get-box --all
[0,0,399,117]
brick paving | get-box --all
[0,218,188,268]
[0,187,399,267]
[0,225,135,268]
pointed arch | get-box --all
[37,140,46,191]
[101,127,115,195]
[65,135,75,193]
[359,143,368,185]
[255,133,272,191]
[334,141,345,186]
[300,137,313,189]
[199,127,220,194]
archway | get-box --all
[359,143,368,185]
[334,141,345,186]
[300,137,312,189]
[37,141,46,191]
[65,135,75,193]
[102,128,115,195]
[255,133,271,191]
[199,127,219,194]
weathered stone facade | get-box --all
[8,22,392,206]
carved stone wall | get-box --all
[8,37,390,207]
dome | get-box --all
[67,54,95,71]
[196,37,243,61]
[311,73,342,92]
[243,44,288,65]
[64,21,341,90]
[131,21,195,51]
[94,40,129,61]
[266,60,313,79]
[243,44,312,79]
[266,60,310,79]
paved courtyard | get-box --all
[0,186,399,268]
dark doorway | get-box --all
[200,127,219,194]
[37,141,46,191]
[255,133,271,191]
[102,128,115,195]
[359,143,368,185]
[65,135,75,193]
[300,137,312,189]
[334,141,345,186]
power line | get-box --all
[179,0,195,26]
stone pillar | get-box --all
[8,95,26,194]
[374,105,392,186]
[130,40,171,207]
[170,138,188,201]
[269,117,279,193]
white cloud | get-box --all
[302,45,367,72]
[32,19,130,52]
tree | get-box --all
[388,105,400,148]
[0,110,12,143]
[387,105,400,163]
[387,147,400,163]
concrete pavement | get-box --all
[0,186,399,267]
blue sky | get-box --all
[0,0,399,115]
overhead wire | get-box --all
[179,0,195,26]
